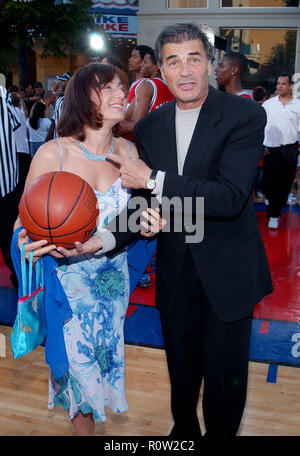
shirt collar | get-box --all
[276,95,297,106]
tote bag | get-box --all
[11,244,47,359]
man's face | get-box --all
[160,39,212,110]
[215,56,235,86]
[26,85,34,95]
[35,86,43,96]
[277,76,292,97]
[141,54,157,78]
[128,49,143,73]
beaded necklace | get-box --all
[77,138,114,161]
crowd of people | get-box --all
[0,21,299,437]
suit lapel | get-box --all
[154,100,178,174]
[183,86,222,176]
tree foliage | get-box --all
[267,30,297,76]
[1,0,97,57]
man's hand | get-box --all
[140,207,166,237]
[107,154,152,189]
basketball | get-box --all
[19,171,99,249]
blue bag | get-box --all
[11,244,47,359]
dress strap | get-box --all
[128,141,133,160]
[55,138,63,171]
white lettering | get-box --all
[291,333,300,358]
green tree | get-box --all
[0,0,99,88]
[267,30,297,77]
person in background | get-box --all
[44,91,56,119]
[120,48,174,150]
[252,86,267,105]
[0,86,20,290]
[24,84,35,114]
[123,45,152,141]
[18,87,29,118]
[101,55,123,70]
[26,100,53,157]
[50,72,73,139]
[215,52,252,99]
[10,92,31,201]
[252,86,267,199]
[262,72,300,228]
[101,55,129,95]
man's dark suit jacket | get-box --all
[111,85,273,323]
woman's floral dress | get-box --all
[48,178,131,422]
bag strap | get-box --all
[20,244,34,297]
[20,243,27,296]
[34,258,44,289]
[28,250,34,296]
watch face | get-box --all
[147,179,155,190]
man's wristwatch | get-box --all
[146,170,158,191]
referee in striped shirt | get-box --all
[51,72,72,139]
[0,85,20,289]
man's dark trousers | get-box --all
[263,142,299,218]
[160,248,253,437]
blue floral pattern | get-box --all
[48,178,131,422]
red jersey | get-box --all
[146,78,175,111]
[126,79,145,106]
[237,90,252,100]
[123,78,174,142]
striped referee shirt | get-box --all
[51,96,64,138]
[0,86,20,198]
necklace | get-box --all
[77,138,114,162]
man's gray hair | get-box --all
[155,23,215,67]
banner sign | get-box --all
[94,14,138,37]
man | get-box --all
[215,52,252,99]
[252,85,267,105]
[121,47,174,140]
[122,49,174,129]
[252,86,267,198]
[0,86,20,289]
[24,84,36,114]
[50,72,72,139]
[43,90,56,119]
[121,45,152,141]
[103,23,273,437]
[261,72,300,229]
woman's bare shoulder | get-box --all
[34,139,60,160]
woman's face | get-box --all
[91,74,127,124]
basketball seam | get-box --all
[49,179,86,230]
[25,212,99,240]
[47,172,57,244]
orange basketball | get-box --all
[19,171,99,249]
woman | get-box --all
[15,63,162,436]
[26,100,53,157]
